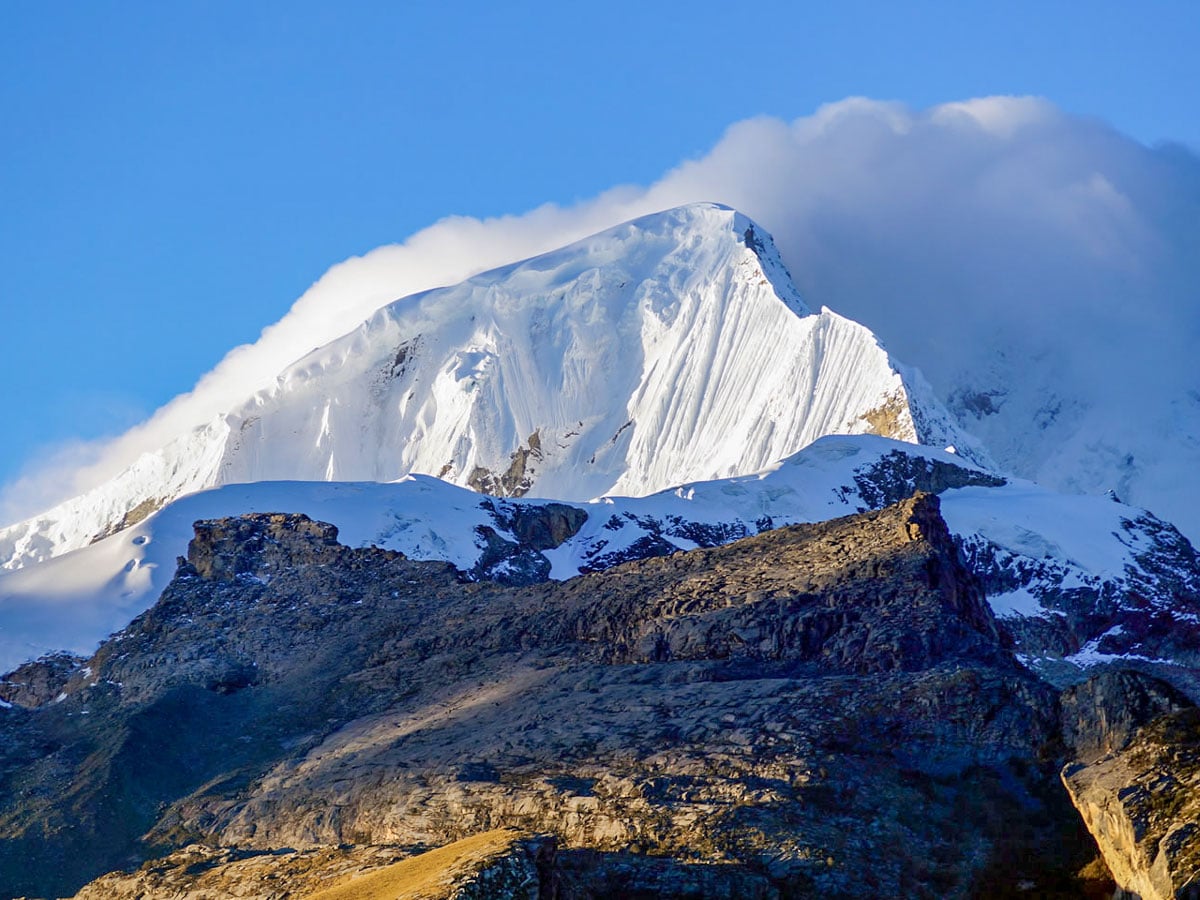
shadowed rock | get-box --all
[184,512,349,581]
[1060,671,1200,900]
[0,496,1150,898]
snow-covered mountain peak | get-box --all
[0,204,981,570]
[298,203,810,381]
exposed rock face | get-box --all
[468,431,546,498]
[1058,671,1200,900]
[0,650,86,708]
[846,448,1007,510]
[957,507,1200,696]
[89,495,165,544]
[469,499,589,585]
[184,512,351,581]
[0,495,1156,898]
[70,831,780,900]
[1061,670,1193,765]
[492,499,588,550]
[1063,708,1200,900]
[558,493,1004,672]
[70,842,422,900]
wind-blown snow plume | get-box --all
[4,96,1199,536]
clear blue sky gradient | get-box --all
[2,0,1197,487]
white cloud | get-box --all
[5,96,1200,535]
[930,95,1059,137]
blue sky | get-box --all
[2,0,1198,508]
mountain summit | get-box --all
[0,203,979,568]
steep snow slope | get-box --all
[2,434,1194,681]
[943,357,1200,550]
[0,204,980,570]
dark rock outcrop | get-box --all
[0,650,86,709]
[957,508,1200,699]
[471,499,589,585]
[0,496,1156,898]
[492,500,588,551]
[183,511,350,581]
[469,431,545,498]
[845,448,1006,510]
[1061,670,1193,764]
[561,493,1004,672]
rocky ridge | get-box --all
[9,433,1197,687]
[5,493,1197,898]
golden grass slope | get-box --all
[306,829,526,900]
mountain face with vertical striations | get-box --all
[0,203,980,571]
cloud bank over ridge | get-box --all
[5,96,1200,534]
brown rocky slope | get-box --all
[0,494,1195,897]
